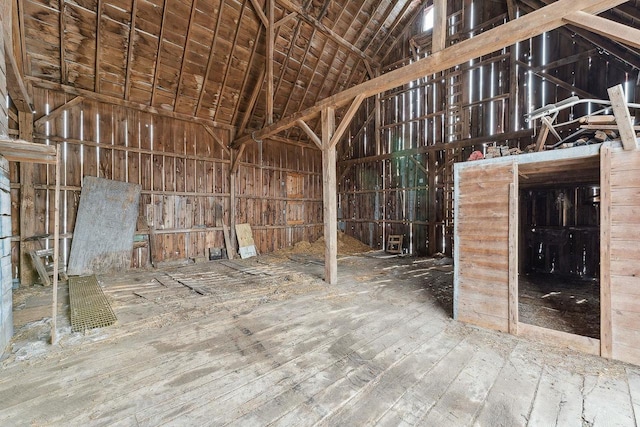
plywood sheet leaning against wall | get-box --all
[235,223,257,259]
[67,177,141,275]
[453,160,516,332]
[608,147,640,365]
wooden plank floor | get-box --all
[1,253,639,426]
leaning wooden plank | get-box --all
[67,177,141,276]
[235,223,257,259]
[29,250,51,286]
[608,84,638,150]
[222,222,234,260]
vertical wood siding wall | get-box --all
[337,1,640,256]
[9,87,322,270]
[609,150,640,365]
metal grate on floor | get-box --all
[69,275,117,333]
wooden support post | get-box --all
[600,142,612,358]
[19,112,36,286]
[229,133,239,256]
[432,0,447,53]
[266,0,274,125]
[51,144,61,345]
[508,179,518,335]
[607,84,638,151]
[427,152,437,255]
[322,107,337,284]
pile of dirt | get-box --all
[279,231,372,256]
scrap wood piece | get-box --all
[156,273,209,295]
[608,84,638,150]
[235,223,257,259]
[222,222,234,260]
[69,275,117,333]
[167,273,210,295]
[214,202,234,259]
[220,260,269,275]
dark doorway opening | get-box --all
[518,162,600,340]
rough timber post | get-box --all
[321,107,337,284]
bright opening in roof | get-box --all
[423,6,434,31]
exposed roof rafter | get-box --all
[232,0,629,148]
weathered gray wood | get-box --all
[67,177,141,276]
[608,84,638,151]
[527,365,584,426]
[3,255,640,426]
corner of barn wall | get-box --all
[0,15,14,356]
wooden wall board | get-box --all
[608,147,640,365]
[67,177,141,275]
[11,87,323,272]
[454,160,515,333]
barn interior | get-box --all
[1,0,640,424]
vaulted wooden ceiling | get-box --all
[14,0,640,143]
[17,0,424,131]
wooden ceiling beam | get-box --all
[432,0,447,52]
[279,27,316,119]
[380,0,429,64]
[330,93,365,148]
[276,0,375,64]
[16,0,29,75]
[94,0,103,92]
[195,0,225,115]
[149,0,169,106]
[272,15,305,128]
[519,0,640,70]
[266,0,274,124]
[296,119,322,149]
[0,137,57,164]
[123,0,139,100]
[34,96,84,128]
[202,125,231,154]
[360,1,397,55]
[563,11,640,50]
[173,0,199,112]
[374,0,416,59]
[3,38,33,112]
[274,11,297,28]
[334,0,385,89]
[29,77,236,131]
[571,26,640,70]
[238,67,265,134]
[249,0,268,26]
[531,49,598,72]
[58,0,66,85]
[213,0,249,121]
[289,0,355,141]
[231,0,628,148]
[515,59,598,99]
[233,23,264,130]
